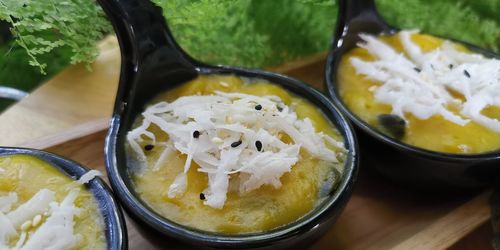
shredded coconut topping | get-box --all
[350,31,500,132]
[77,170,103,184]
[128,91,345,209]
[0,164,102,249]
[0,189,82,250]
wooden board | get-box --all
[0,36,119,147]
[0,36,493,249]
[43,130,491,250]
[0,36,326,148]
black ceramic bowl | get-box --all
[325,0,500,190]
[98,0,358,249]
[0,147,127,249]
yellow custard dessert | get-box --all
[127,75,346,234]
[0,155,106,250]
[337,31,500,154]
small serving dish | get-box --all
[324,0,500,190]
[98,0,358,248]
[0,147,127,250]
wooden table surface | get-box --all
[0,36,493,250]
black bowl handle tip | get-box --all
[97,0,200,116]
[338,0,378,24]
[97,0,198,87]
[334,0,391,50]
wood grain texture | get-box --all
[0,36,326,148]
[449,223,494,250]
[0,36,120,147]
[43,129,491,250]
[311,166,487,250]
[0,35,492,249]
[390,192,490,250]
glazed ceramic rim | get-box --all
[105,66,359,247]
[0,147,128,250]
[324,30,500,163]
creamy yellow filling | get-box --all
[0,155,106,250]
[338,32,500,154]
[129,75,344,234]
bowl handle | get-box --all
[96,0,199,113]
[97,0,197,70]
[334,0,391,49]
[338,0,379,24]
[0,86,28,101]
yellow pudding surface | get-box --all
[337,32,500,154]
[0,155,106,249]
[129,75,345,234]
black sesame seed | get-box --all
[277,105,283,112]
[255,104,262,111]
[193,130,200,138]
[377,114,406,140]
[231,140,242,148]
[413,67,421,73]
[144,144,154,151]
[255,141,263,151]
[200,193,205,200]
[448,64,454,69]
[464,70,471,78]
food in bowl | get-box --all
[337,30,500,154]
[0,154,106,250]
[126,75,346,234]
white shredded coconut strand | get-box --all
[128,91,344,209]
[153,145,174,171]
[0,193,17,213]
[19,189,81,250]
[0,212,16,247]
[6,189,55,228]
[77,169,103,184]
[351,31,500,132]
[0,188,82,250]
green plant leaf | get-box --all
[0,0,111,74]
